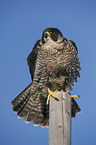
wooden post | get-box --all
[49,92,71,145]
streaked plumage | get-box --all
[11,28,81,127]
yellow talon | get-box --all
[46,89,59,104]
[66,90,80,98]
[66,90,70,93]
[46,89,80,104]
[46,94,50,104]
[53,90,59,93]
[71,95,79,98]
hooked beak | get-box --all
[46,31,51,37]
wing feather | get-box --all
[27,40,41,80]
[69,40,78,52]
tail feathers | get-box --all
[71,98,81,118]
[11,83,48,127]
[25,95,47,125]
[11,83,32,109]
[41,104,49,127]
[11,84,80,127]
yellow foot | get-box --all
[66,90,70,93]
[66,90,80,98]
[46,88,59,104]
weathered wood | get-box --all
[49,92,71,145]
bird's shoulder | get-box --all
[27,40,41,80]
[68,40,78,53]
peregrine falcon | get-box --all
[11,28,81,127]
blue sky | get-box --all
[0,0,96,145]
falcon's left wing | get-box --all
[27,40,41,80]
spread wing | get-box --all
[27,40,41,80]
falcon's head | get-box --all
[42,28,64,44]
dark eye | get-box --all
[44,32,48,38]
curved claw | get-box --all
[46,89,59,104]
[66,90,80,98]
